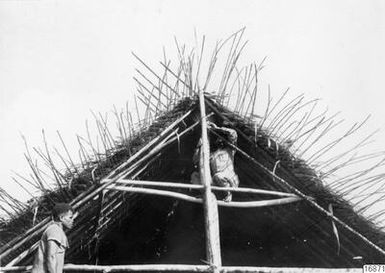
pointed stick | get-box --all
[53,147,76,178]
[91,113,109,156]
[12,171,41,192]
[259,87,290,129]
[245,62,262,117]
[319,137,381,180]
[132,52,180,98]
[0,202,15,219]
[57,131,79,175]
[23,154,49,192]
[278,100,320,142]
[11,177,36,200]
[258,84,272,129]
[42,130,64,189]
[136,86,156,115]
[115,108,128,145]
[33,146,65,188]
[292,113,341,155]
[133,94,142,129]
[21,135,48,191]
[270,98,319,137]
[97,112,116,151]
[218,31,240,97]
[238,64,255,115]
[219,29,248,96]
[193,34,205,93]
[210,127,385,257]
[307,117,371,163]
[85,119,101,161]
[77,135,92,166]
[234,66,249,112]
[134,71,168,108]
[266,93,304,134]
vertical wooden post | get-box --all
[198,90,222,270]
[92,190,106,265]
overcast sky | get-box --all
[1,0,385,202]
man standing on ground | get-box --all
[32,203,77,273]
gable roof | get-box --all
[2,31,385,268]
[1,96,385,267]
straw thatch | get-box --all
[2,29,385,268]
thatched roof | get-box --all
[2,30,385,268]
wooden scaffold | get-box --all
[0,89,373,273]
[3,30,385,272]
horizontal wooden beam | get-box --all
[206,99,385,257]
[1,111,197,265]
[217,196,301,208]
[112,179,298,197]
[107,185,202,203]
[208,128,385,256]
[221,267,362,273]
[107,185,302,208]
[0,264,362,273]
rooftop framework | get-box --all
[2,30,385,270]
[2,94,385,273]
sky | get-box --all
[1,0,385,203]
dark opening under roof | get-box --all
[2,97,385,268]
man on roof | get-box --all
[191,121,240,202]
[31,203,78,273]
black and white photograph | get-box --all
[1,1,385,272]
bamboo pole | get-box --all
[4,149,162,267]
[91,190,106,265]
[107,185,301,207]
[104,109,192,180]
[2,111,203,266]
[112,179,299,197]
[245,145,385,255]
[204,97,385,256]
[203,99,378,263]
[216,196,301,208]
[2,133,186,265]
[105,116,206,183]
[4,164,143,266]
[0,179,97,256]
[198,89,222,269]
[208,122,385,257]
[3,170,135,265]
[107,186,202,203]
[220,267,362,273]
[0,264,362,273]
[132,52,181,98]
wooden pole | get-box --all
[0,264,362,273]
[198,91,222,269]
[105,109,193,180]
[107,185,302,207]
[113,179,299,197]
[220,267,362,273]
[0,112,193,263]
[2,115,198,266]
[205,102,385,257]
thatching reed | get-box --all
[1,29,385,267]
